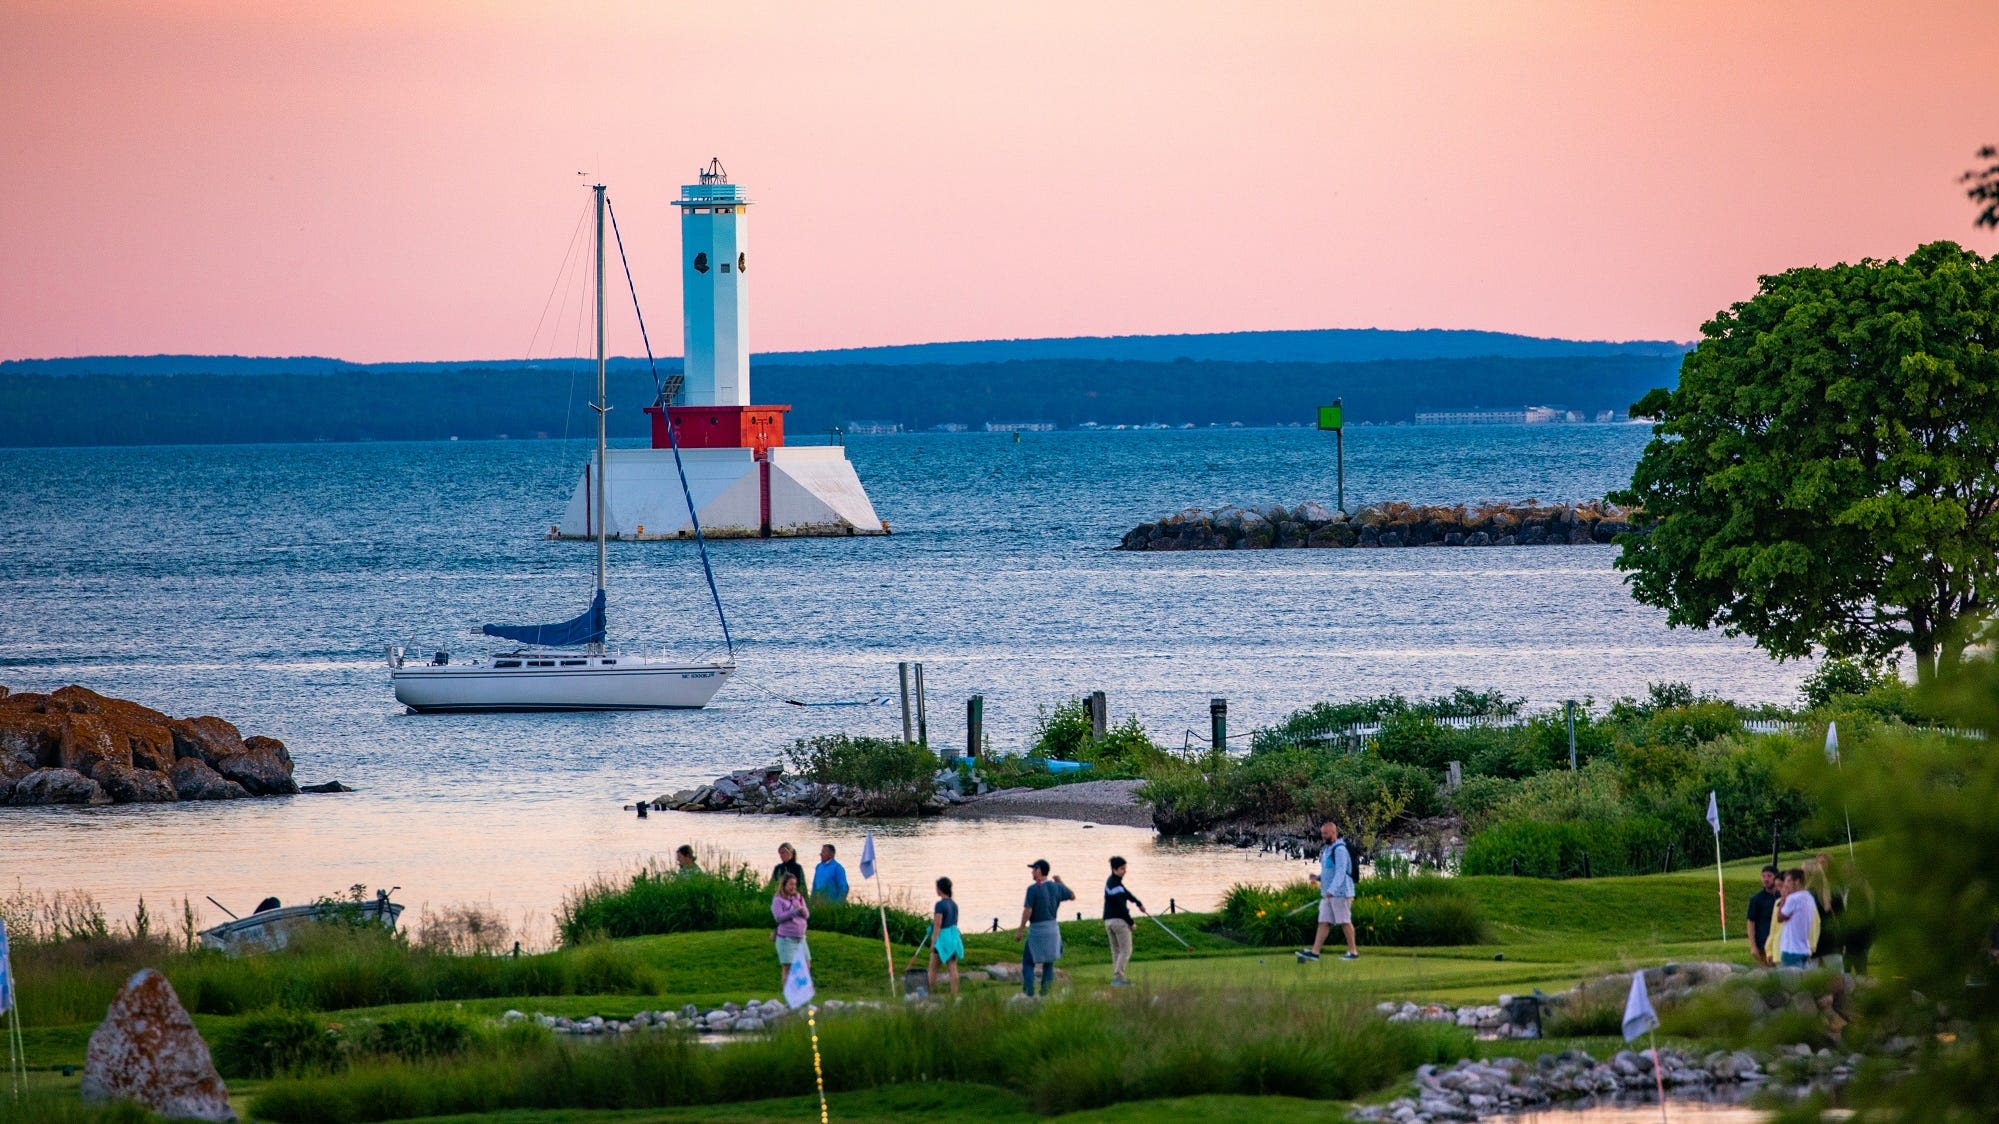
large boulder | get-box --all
[219,735,298,795]
[170,716,248,770]
[95,762,180,804]
[170,758,247,800]
[82,968,235,1121]
[1,688,294,804]
[7,767,109,805]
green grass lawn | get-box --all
[12,857,1851,1122]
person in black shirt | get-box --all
[770,842,806,890]
[1103,856,1148,986]
[1746,864,1779,967]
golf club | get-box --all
[1146,911,1192,950]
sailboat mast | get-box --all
[593,184,608,600]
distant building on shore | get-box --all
[1416,409,1529,425]
[984,420,1056,432]
[1416,406,1598,425]
[841,420,901,435]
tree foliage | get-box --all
[1964,144,1999,230]
[1614,242,1999,678]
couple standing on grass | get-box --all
[1297,820,1360,963]
[1012,856,1157,997]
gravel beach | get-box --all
[943,778,1152,829]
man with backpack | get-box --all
[1298,820,1359,962]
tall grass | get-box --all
[557,859,929,945]
[249,986,1466,1122]
[1212,878,1488,947]
[9,924,664,1027]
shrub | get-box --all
[1460,815,1678,879]
[215,1008,346,1078]
[1446,774,1521,834]
[1137,758,1229,835]
[1799,658,1896,709]
[1031,697,1095,760]
[557,859,928,946]
[782,734,938,814]
[1212,878,1486,947]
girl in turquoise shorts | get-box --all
[929,876,965,996]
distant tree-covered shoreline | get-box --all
[0,354,1678,448]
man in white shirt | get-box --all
[1775,867,1818,967]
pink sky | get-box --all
[2,1,1994,362]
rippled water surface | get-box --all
[0,427,1807,935]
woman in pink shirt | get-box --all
[771,871,811,987]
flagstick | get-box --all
[1711,831,1727,942]
[873,876,898,998]
[1647,1030,1670,1124]
[805,1003,829,1124]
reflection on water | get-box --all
[1499,1101,1768,1123]
[0,796,1314,946]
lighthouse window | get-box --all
[737,252,747,272]
[693,252,709,273]
[720,263,730,272]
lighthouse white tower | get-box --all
[678,159,749,407]
[553,160,885,540]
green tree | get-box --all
[1964,144,1999,229]
[1614,242,1999,680]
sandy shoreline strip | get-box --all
[942,778,1152,829]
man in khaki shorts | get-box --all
[1297,820,1359,962]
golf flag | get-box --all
[0,916,13,1015]
[1825,722,1840,765]
[1622,970,1658,1042]
[1705,791,1720,836]
[859,831,877,880]
[783,943,816,1010]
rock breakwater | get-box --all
[657,764,975,818]
[1,684,302,805]
[1117,499,1642,551]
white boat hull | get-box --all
[390,656,733,712]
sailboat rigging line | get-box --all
[523,201,590,362]
[604,195,735,659]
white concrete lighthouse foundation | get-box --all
[551,446,887,540]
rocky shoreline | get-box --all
[655,764,977,818]
[1,685,311,805]
[1118,499,1642,551]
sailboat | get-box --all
[388,184,736,712]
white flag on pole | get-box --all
[1622,970,1658,1042]
[1705,790,1721,836]
[783,942,816,1009]
[0,916,13,1015]
[859,831,878,880]
[1825,722,1840,764]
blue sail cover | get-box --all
[481,590,606,647]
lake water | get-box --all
[0,427,1808,940]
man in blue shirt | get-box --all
[1013,859,1075,997]
[1297,820,1359,962]
[812,843,850,904]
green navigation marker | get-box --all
[1317,403,1344,431]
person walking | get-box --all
[673,844,700,877]
[771,842,805,890]
[1298,820,1359,962]
[1012,859,1074,997]
[1746,865,1780,968]
[1103,855,1148,986]
[812,843,850,903]
[1775,867,1819,968]
[771,871,811,988]
[928,876,965,997]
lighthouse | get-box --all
[553,159,886,540]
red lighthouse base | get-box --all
[645,404,789,457]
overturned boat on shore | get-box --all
[198,889,403,953]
